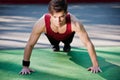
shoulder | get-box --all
[35,13,51,27]
[69,13,84,32]
[69,13,79,22]
[69,13,83,26]
[36,14,46,23]
[33,14,47,33]
[36,13,51,24]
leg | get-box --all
[45,34,60,51]
[62,32,75,52]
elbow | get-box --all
[85,41,94,49]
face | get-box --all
[51,11,67,26]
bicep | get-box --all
[75,23,91,46]
[27,16,45,46]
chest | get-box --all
[50,25,67,34]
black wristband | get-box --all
[22,60,30,67]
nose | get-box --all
[56,17,61,22]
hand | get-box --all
[19,67,34,75]
[87,66,102,73]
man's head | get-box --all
[48,0,68,15]
[48,0,68,26]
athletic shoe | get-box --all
[52,45,60,52]
[63,44,71,52]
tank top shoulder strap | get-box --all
[66,14,72,34]
[44,14,51,34]
[44,14,50,26]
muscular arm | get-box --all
[19,15,46,75]
[70,14,101,73]
[23,15,45,62]
[75,23,98,67]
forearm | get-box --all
[23,44,34,61]
[86,42,98,67]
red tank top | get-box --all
[45,14,72,41]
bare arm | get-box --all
[24,16,45,61]
[19,15,45,75]
[71,14,102,73]
[75,23,98,67]
[75,23,101,73]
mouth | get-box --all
[56,22,61,25]
[55,21,63,26]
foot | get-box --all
[52,45,60,52]
[63,44,71,52]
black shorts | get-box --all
[45,32,75,46]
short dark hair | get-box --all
[48,0,68,14]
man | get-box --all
[19,0,102,75]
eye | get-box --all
[61,14,66,18]
[53,16,57,18]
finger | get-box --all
[94,68,101,73]
[27,71,31,74]
[91,70,93,73]
[91,68,95,73]
[98,68,102,72]
[95,69,98,73]
[19,71,22,74]
[93,69,96,73]
[94,68,98,73]
[22,72,25,75]
[95,69,99,73]
[91,69,94,73]
[25,71,27,75]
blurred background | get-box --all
[0,1,120,80]
[0,0,120,49]
[0,0,120,4]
